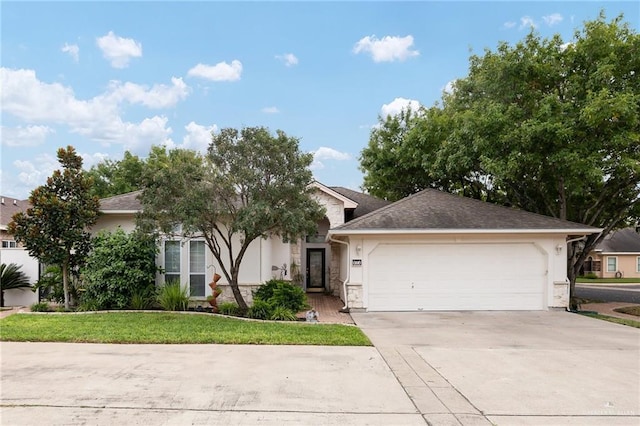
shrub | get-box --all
[130,287,156,310]
[157,281,189,311]
[270,306,298,321]
[246,299,273,320]
[1,263,32,307]
[253,279,309,313]
[34,265,80,305]
[30,302,51,312]
[80,229,158,310]
[584,272,598,279]
[218,302,240,316]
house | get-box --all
[582,227,640,279]
[327,189,601,311]
[98,184,601,312]
[96,182,390,304]
[0,196,39,306]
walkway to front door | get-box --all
[298,293,354,324]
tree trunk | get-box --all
[228,269,248,313]
[0,290,4,308]
[62,261,70,310]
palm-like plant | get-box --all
[0,263,32,307]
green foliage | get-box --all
[130,287,156,310]
[0,263,32,307]
[583,272,598,279]
[137,128,326,312]
[77,299,100,312]
[218,302,240,316]
[30,302,51,312]
[157,281,189,311]
[8,146,100,309]
[86,151,146,198]
[246,299,273,320]
[269,306,298,321]
[80,229,158,310]
[253,279,309,313]
[34,265,80,305]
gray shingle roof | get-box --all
[329,186,390,218]
[0,196,30,228]
[597,227,640,253]
[332,189,599,232]
[99,190,142,212]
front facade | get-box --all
[96,183,388,306]
[582,227,640,279]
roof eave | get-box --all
[328,228,602,236]
[100,210,139,214]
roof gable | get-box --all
[329,186,391,218]
[331,189,600,233]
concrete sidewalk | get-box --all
[0,342,423,425]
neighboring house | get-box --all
[327,189,601,312]
[0,196,39,306]
[98,184,601,312]
[582,227,640,279]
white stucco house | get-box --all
[98,183,601,312]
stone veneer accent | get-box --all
[329,242,341,297]
[346,283,363,309]
[312,191,345,228]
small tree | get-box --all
[9,146,100,309]
[81,228,158,310]
[0,263,31,307]
[138,127,325,312]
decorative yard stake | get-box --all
[208,272,222,313]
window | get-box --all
[606,257,617,273]
[1,240,17,248]
[189,241,206,297]
[637,256,640,273]
[164,241,181,284]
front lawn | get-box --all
[0,312,371,346]
[577,277,640,284]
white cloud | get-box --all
[443,80,456,94]
[261,106,280,114]
[519,16,536,30]
[380,97,421,118]
[14,153,58,189]
[311,147,351,170]
[275,53,298,67]
[187,60,243,82]
[171,121,217,152]
[0,67,175,153]
[1,125,55,147]
[61,43,79,62]
[96,31,142,68]
[543,13,563,26]
[503,21,517,29]
[104,77,190,108]
[353,35,419,63]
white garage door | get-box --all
[367,243,546,311]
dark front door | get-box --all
[306,248,325,292]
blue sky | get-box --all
[2,1,638,199]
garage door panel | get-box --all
[368,243,546,311]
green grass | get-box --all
[0,312,371,346]
[579,312,640,328]
[613,306,640,317]
[577,277,640,284]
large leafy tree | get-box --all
[86,151,146,198]
[0,263,32,307]
[9,146,100,309]
[138,127,325,312]
[360,13,640,307]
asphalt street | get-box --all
[575,284,640,304]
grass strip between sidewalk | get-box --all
[578,312,640,328]
[0,312,371,346]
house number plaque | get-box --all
[352,259,362,267]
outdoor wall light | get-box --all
[555,244,563,255]
[356,245,362,254]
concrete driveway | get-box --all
[352,310,640,425]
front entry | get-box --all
[306,248,326,292]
